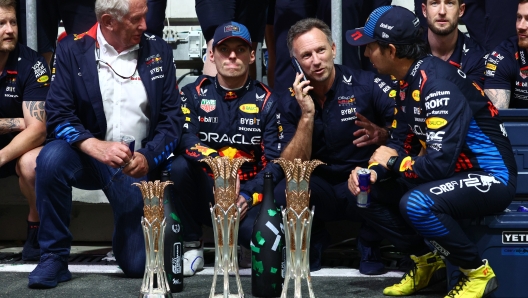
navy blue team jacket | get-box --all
[45,24,184,172]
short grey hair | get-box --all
[95,0,130,22]
[287,18,333,56]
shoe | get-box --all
[383,251,446,296]
[28,253,71,289]
[309,228,331,272]
[445,259,498,298]
[239,246,252,268]
[22,221,40,261]
[358,240,386,275]
[183,241,204,276]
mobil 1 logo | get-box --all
[502,231,528,244]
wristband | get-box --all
[386,156,398,170]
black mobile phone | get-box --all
[291,57,307,82]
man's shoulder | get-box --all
[490,36,518,56]
[139,32,171,52]
[181,75,213,94]
[459,32,487,57]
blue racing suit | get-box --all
[174,75,283,247]
[366,56,517,269]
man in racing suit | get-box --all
[29,0,184,288]
[484,0,528,108]
[279,18,396,274]
[347,6,517,297]
[173,21,283,276]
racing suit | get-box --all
[174,75,282,248]
[484,36,528,108]
[367,56,517,269]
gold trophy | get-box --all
[201,156,251,298]
[134,180,173,298]
[273,158,325,298]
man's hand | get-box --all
[348,166,377,196]
[77,138,132,168]
[292,72,315,118]
[352,112,389,147]
[234,175,248,219]
[236,195,249,220]
[370,145,398,169]
[123,152,149,178]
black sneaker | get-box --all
[357,240,386,275]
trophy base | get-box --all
[139,293,172,298]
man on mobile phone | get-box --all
[276,18,396,274]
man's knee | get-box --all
[36,140,73,172]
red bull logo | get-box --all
[218,146,254,159]
[399,156,414,172]
[225,91,237,100]
[487,101,499,117]
[191,144,217,156]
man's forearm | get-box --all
[280,116,314,161]
[0,118,25,134]
[0,124,45,167]
[484,89,511,109]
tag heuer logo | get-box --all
[200,99,216,113]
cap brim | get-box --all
[214,36,252,48]
[346,28,376,46]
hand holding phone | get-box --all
[291,57,307,82]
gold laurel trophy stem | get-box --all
[201,156,250,298]
[273,158,324,298]
[134,180,173,298]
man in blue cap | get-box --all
[174,21,283,276]
[346,5,517,297]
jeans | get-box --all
[36,140,146,277]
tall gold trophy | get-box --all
[201,156,250,298]
[273,158,324,298]
[133,180,173,298]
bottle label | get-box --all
[172,242,182,274]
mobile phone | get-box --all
[291,57,307,82]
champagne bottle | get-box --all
[161,170,184,293]
[251,172,285,297]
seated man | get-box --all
[347,5,517,297]
[28,0,183,289]
[174,21,283,276]
[421,0,487,87]
[0,0,49,261]
[276,18,396,274]
[484,0,528,108]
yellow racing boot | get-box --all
[445,259,498,298]
[383,251,446,296]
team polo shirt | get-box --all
[484,36,528,108]
[0,44,49,148]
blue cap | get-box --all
[212,21,252,48]
[346,6,421,46]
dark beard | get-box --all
[428,20,458,36]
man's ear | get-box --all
[100,14,114,30]
[209,47,215,63]
[249,49,256,65]
[389,44,397,59]
[459,3,466,17]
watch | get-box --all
[386,156,398,170]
